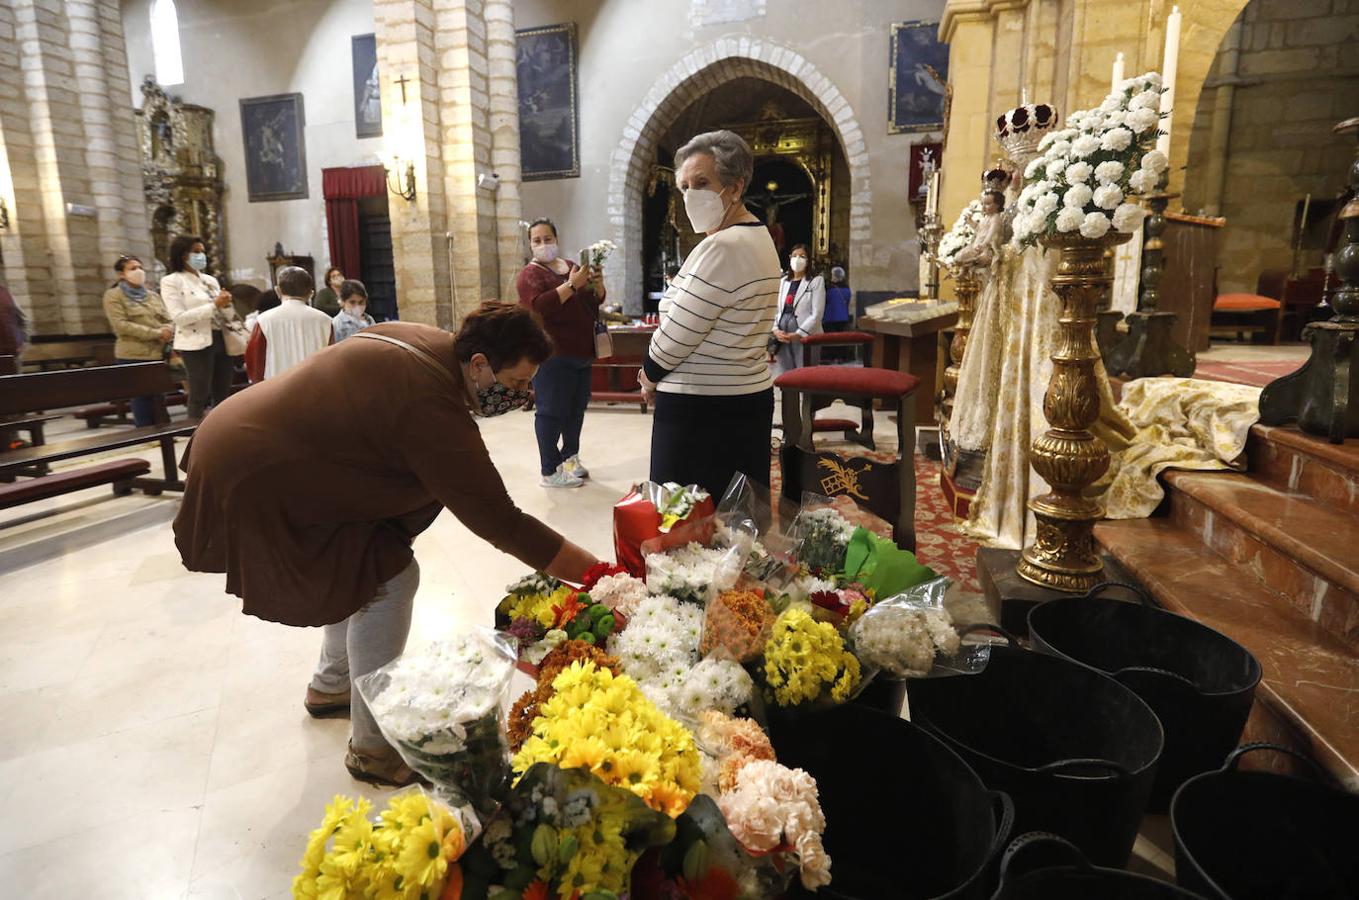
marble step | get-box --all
[1248,424,1359,517]
[1165,469,1359,652]
[1094,517,1359,791]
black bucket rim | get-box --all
[993,831,1209,899]
[774,703,1017,900]
[1169,742,1353,900]
[1026,583,1262,700]
[913,641,1165,782]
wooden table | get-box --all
[859,301,958,423]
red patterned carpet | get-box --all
[1193,359,1302,388]
[768,443,982,594]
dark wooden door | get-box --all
[359,212,398,321]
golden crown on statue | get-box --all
[995,103,1059,168]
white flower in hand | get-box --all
[1141,149,1169,175]
[1093,184,1124,210]
[1100,127,1133,152]
[1079,211,1113,239]
[1113,202,1146,232]
[1065,161,1093,183]
[1056,207,1085,233]
[1095,161,1125,185]
[1064,183,1094,209]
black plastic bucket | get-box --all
[1171,743,1359,899]
[1028,582,1261,811]
[772,703,1013,899]
[906,629,1163,867]
[991,832,1209,899]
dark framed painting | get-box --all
[516,22,579,180]
[240,93,308,202]
[352,34,382,139]
[889,21,949,135]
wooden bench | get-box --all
[0,362,196,507]
[74,390,187,428]
[0,413,61,478]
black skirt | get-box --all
[649,388,774,499]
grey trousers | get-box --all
[311,558,419,752]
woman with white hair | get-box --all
[639,129,782,497]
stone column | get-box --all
[484,0,525,303]
[0,0,149,336]
[374,0,453,328]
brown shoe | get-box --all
[345,742,422,788]
[304,686,351,718]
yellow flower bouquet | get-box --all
[511,661,702,818]
[762,608,862,708]
[293,788,469,900]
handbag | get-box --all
[218,309,250,357]
[594,315,614,359]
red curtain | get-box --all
[322,166,386,279]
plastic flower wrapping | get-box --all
[357,629,517,816]
[761,608,862,708]
[1012,71,1165,247]
[936,199,984,270]
[292,788,472,900]
[456,763,675,900]
[511,660,703,818]
[498,573,574,631]
[788,505,857,576]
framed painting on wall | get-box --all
[352,34,382,139]
[240,93,308,202]
[888,21,949,134]
[516,22,580,180]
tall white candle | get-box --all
[1157,6,1181,158]
[1111,52,1125,88]
[926,170,941,216]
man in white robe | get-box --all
[244,266,334,381]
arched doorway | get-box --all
[637,76,849,307]
[607,42,871,313]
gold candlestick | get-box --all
[1018,229,1132,592]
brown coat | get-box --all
[173,322,564,626]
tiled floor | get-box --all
[0,404,651,898]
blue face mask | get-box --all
[187,252,208,272]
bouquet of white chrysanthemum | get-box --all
[937,200,984,270]
[1012,71,1167,247]
[585,238,618,269]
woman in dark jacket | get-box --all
[515,218,606,488]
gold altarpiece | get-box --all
[135,77,227,277]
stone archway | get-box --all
[607,40,871,309]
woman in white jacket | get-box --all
[161,234,235,418]
[771,243,826,375]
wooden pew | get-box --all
[0,363,197,509]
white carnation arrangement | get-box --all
[851,600,961,678]
[587,571,649,620]
[937,199,984,270]
[1012,72,1168,247]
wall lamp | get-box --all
[386,160,416,202]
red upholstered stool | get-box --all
[1212,293,1284,344]
[791,331,880,446]
[775,366,920,549]
[799,330,876,366]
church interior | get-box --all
[1,0,1357,896]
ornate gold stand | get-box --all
[1018,230,1132,592]
[941,265,981,423]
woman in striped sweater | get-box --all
[639,130,782,497]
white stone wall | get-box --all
[121,0,385,289]
[514,0,947,309]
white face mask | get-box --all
[344,305,366,319]
[532,243,559,263]
[684,187,729,234]
[790,257,808,274]
[125,268,147,287]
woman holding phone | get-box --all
[161,234,236,418]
